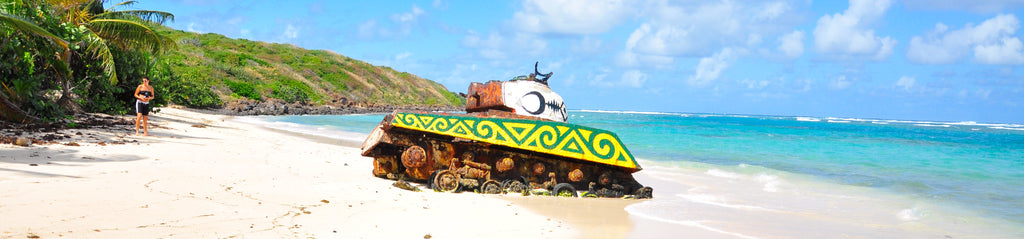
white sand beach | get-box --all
[0,108,599,238]
[6,107,1019,239]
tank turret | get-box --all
[466,62,567,122]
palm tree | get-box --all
[0,0,175,121]
[50,0,176,84]
[47,0,176,112]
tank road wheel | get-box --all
[431,170,460,193]
[635,186,654,199]
[552,183,578,198]
[501,177,529,194]
[480,180,502,194]
[401,145,433,180]
[426,170,440,190]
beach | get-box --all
[4,108,1022,239]
[0,108,592,238]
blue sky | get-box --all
[134,0,1024,124]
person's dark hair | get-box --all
[142,76,149,81]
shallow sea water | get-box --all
[243,110,1024,238]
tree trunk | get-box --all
[57,93,84,115]
[0,90,41,123]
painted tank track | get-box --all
[362,111,653,199]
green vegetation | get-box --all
[1,0,463,123]
[2,0,175,122]
[150,28,464,108]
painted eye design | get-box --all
[521,91,545,115]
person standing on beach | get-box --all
[134,76,155,136]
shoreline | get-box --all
[0,107,584,238]
[6,107,1022,238]
[236,112,1024,238]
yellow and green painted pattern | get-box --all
[391,112,641,172]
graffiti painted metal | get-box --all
[389,112,640,172]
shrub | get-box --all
[225,80,261,100]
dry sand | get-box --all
[0,108,625,239]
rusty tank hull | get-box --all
[360,63,652,198]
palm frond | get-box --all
[0,13,70,51]
[95,9,174,24]
[87,18,167,53]
[81,33,118,84]
[107,0,136,11]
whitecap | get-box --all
[914,124,950,128]
[755,174,782,192]
[796,117,821,122]
[897,207,925,221]
[706,169,741,179]
[990,126,1024,131]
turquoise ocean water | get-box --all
[241,110,1024,237]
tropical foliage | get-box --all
[1,0,175,122]
[2,0,462,123]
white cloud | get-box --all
[621,70,647,88]
[441,63,480,85]
[356,5,427,39]
[813,0,896,60]
[616,1,802,67]
[778,30,805,58]
[741,78,771,89]
[395,52,413,61]
[462,31,547,60]
[433,0,448,9]
[901,0,1024,14]
[186,22,203,33]
[896,76,915,91]
[616,24,675,67]
[392,5,425,25]
[907,14,1024,65]
[572,36,604,54]
[512,0,634,35]
[975,37,1024,64]
[830,75,852,90]
[688,48,740,86]
[589,68,649,88]
[283,24,299,39]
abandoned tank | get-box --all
[360,63,653,199]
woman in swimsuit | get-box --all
[134,76,154,136]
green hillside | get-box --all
[151,27,464,108]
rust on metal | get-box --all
[531,162,546,176]
[455,166,489,179]
[496,157,515,172]
[372,155,398,177]
[568,169,584,182]
[401,146,427,168]
[462,159,492,171]
[465,81,506,113]
[401,145,434,180]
